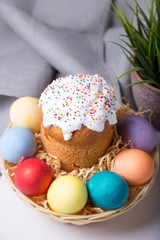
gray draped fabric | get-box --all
[1,0,147,99]
[0,0,150,134]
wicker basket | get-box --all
[0,123,159,225]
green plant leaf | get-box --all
[155,0,160,32]
[131,5,136,25]
[137,2,151,28]
[121,49,137,66]
[131,27,148,50]
[150,0,154,23]
[136,5,143,36]
[133,50,156,79]
[109,40,133,57]
[110,0,160,89]
[121,22,148,51]
[140,21,148,39]
[115,67,142,82]
[155,38,160,70]
[127,79,160,88]
[119,38,136,51]
[148,26,154,60]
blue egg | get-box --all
[87,171,129,210]
[117,115,157,152]
[0,127,37,164]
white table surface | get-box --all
[0,94,160,240]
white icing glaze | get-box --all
[38,74,120,141]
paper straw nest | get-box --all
[0,99,159,225]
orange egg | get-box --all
[113,149,154,186]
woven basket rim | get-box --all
[0,124,159,225]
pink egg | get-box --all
[14,158,52,196]
[113,149,154,186]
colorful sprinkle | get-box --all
[38,74,120,141]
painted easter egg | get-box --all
[87,171,129,210]
[10,97,42,133]
[0,127,37,164]
[47,175,88,214]
[113,149,154,186]
[14,158,52,196]
[117,115,157,152]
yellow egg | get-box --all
[113,149,155,186]
[9,97,42,133]
[47,175,88,214]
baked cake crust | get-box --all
[41,121,114,171]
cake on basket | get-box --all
[38,74,120,171]
[0,73,158,224]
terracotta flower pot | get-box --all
[131,71,160,131]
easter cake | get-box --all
[38,74,120,171]
[0,74,159,225]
